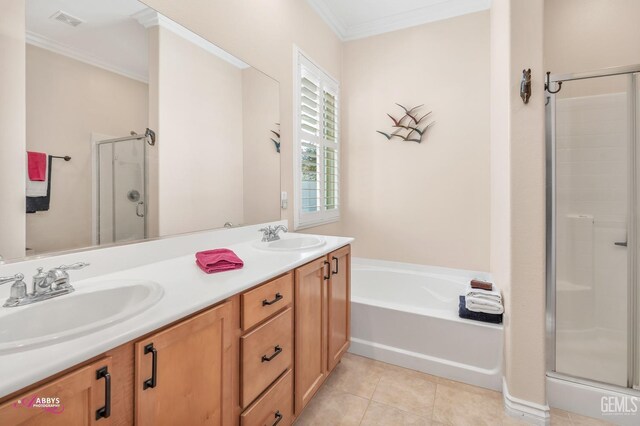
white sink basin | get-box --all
[253,235,326,251]
[0,280,164,354]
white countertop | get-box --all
[0,226,352,398]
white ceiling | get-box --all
[26,0,150,82]
[305,0,491,40]
[25,0,248,83]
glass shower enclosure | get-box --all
[95,134,147,245]
[546,65,640,390]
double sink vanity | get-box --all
[0,223,352,425]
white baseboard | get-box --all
[503,378,550,425]
[547,375,640,426]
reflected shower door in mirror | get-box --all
[10,0,281,261]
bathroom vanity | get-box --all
[0,225,351,426]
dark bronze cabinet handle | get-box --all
[323,261,331,280]
[615,241,628,247]
[262,292,283,306]
[95,366,111,420]
[271,410,283,426]
[261,345,283,362]
[332,256,339,275]
[143,343,157,390]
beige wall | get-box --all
[545,0,640,98]
[337,12,490,270]
[242,68,281,225]
[0,0,25,261]
[25,45,148,255]
[545,0,640,75]
[152,26,245,236]
[491,0,547,407]
[142,0,342,231]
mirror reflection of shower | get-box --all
[93,131,153,245]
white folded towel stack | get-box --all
[465,286,504,315]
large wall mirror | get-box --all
[6,0,281,262]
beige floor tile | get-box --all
[294,386,369,426]
[371,367,437,418]
[360,401,432,426]
[548,408,573,426]
[432,383,503,426]
[435,377,502,400]
[551,408,572,419]
[500,412,530,425]
[568,412,615,426]
[324,353,388,399]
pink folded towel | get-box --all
[27,151,47,181]
[195,249,244,274]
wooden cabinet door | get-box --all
[0,357,112,426]
[327,245,351,372]
[294,257,329,415]
[135,301,233,426]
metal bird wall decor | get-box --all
[270,123,281,153]
[376,104,435,143]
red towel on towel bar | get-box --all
[27,151,47,181]
[195,249,244,274]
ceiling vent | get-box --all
[49,10,84,27]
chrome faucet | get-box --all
[258,225,288,242]
[2,262,89,308]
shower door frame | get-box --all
[546,64,640,391]
[94,134,149,245]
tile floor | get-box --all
[294,353,613,426]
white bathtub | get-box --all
[349,258,503,391]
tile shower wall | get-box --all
[555,92,628,386]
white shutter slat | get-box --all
[297,54,339,226]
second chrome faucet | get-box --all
[258,225,288,242]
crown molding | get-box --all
[304,0,348,40]
[25,31,149,83]
[306,0,491,41]
[132,8,249,70]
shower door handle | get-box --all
[136,201,145,218]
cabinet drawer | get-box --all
[242,272,293,330]
[241,369,293,426]
[241,307,293,407]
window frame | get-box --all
[293,46,340,230]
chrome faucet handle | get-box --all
[258,226,275,242]
[271,225,288,241]
[48,262,89,290]
[56,262,90,271]
[2,274,27,307]
[0,273,24,286]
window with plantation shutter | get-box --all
[294,49,340,229]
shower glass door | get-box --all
[550,72,633,388]
[97,137,147,245]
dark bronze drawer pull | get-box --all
[271,410,283,426]
[143,343,158,390]
[261,345,282,362]
[95,366,111,420]
[262,292,283,306]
